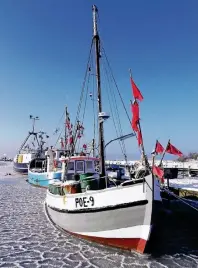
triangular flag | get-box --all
[130,77,143,101]
[155,140,164,154]
[152,165,164,183]
[166,142,182,157]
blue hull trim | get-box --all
[13,162,28,174]
[28,170,62,188]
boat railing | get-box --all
[107,177,117,187]
[83,175,145,189]
[120,179,140,186]
[30,168,46,173]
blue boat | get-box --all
[27,149,64,187]
[28,168,62,187]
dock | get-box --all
[105,160,198,172]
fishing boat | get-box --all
[27,148,65,187]
[27,107,73,187]
[13,115,49,174]
[45,5,163,254]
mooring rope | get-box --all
[163,187,198,212]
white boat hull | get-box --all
[45,174,162,253]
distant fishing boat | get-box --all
[45,5,163,254]
[13,115,49,174]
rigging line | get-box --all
[93,49,99,144]
[101,60,126,158]
[102,54,127,159]
[82,70,91,124]
[52,109,65,136]
[74,39,94,128]
[95,76,99,142]
[101,49,126,143]
[72,39,94,150]
[76,69,91,153]
[101,45,141,156]
[97,10,130,135]
[106,67,126,155]
[74,78,89,150]
[101,46,132,127]
[92,74,96,146]
[54,125,64,147]
[91,48,96,147]
[97,11,141,159]
[163,188,198,213]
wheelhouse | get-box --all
[60,156,100,175]
[29,158,46,173]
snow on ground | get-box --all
[106,159,198,170]
[164,177,198,192]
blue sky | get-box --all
[0,0,197,159]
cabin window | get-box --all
[57,161,62,169]
[35,160,43,169]
[76,161,84,172]
[86,161,93,170]
[67,162,74,171]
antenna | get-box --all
[29,115,39,133]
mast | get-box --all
[18,115,39,153]
[92,5,105,176]
[65,106,68,151]
[92,138,95,157]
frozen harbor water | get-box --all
[0,162,198,268]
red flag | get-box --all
[165,142,182,157]
[65,111,71,129]
[152,165,164,183]
[66,119,70,129]
[69,136,73,145]
[131,101,139,131]
[130,77,143,101]
[132,120,138,132]
[155,140,164,154]
[137,128,143,146]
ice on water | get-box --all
[0,162,198,268]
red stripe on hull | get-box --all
[66,230,147,253]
